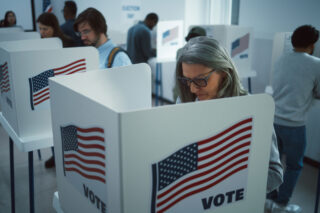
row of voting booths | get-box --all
[149,23,256,103]
[0,26,276,213]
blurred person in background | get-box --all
[37,12,75,48]
[2,11,17,27]
[61,1,82,46]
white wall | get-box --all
[238,0,320,93]
[239,0,320,40]
[1,0,33,30]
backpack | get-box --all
[107,47,129,68]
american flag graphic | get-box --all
[0,62,10,93]
[43,0,53,12]
[28,59,86,110]
[61,125,106,184]
[231,33,250,58]
[162,26,179,45]
[151,118,253,213]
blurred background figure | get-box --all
[61,1,82,46]
[1,11,17,27]
[126,13,159,64]
[37,12,75,48]
[176,26,207,61]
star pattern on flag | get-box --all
[61,125,78,151]
[158,144,198,190]
[31,69,54,92]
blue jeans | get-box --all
[268,124,306,204]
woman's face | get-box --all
[38,23,54,38]
[7,13,16,26]
[182,63,225,101]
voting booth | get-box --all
[0,32,40,42]
[0,45,99,150]
[193,25,255,79]
[0,26,23,33]
[50,63,275,213]
[150,20,184,103]
[156,20,184,62]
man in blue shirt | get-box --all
[60,1,82,46]
[74,7,132,69]
[44,8,132,169]
[127,13,158,64]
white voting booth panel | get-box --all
[0,37,62,53]
[156,20,184,62]
[0,32,40,42]
[0,38,62,120]
[194,25,255,79]
[0,27,23,33]
[50,63,274,213]
[0,46,99,149]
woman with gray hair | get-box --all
[175,36,283,206]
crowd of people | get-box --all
[2,2,320,213]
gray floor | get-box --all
[0,121,318,213]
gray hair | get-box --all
[176,36,247,102]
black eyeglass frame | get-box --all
[178,69,216,88]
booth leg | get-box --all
[37,150,41,160]
[155,63,163,106]
[9,138,15,213]
[28,151,35,213]
[315,166,320,213]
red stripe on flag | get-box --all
[77,149,105,159]
[65,160,105,175]
[77,134,105,142]
[198,136,251,161]
[66,67,86,75]
[78,142,105,151]
[54,63,86,75]
[64,154,105,167]
[65,168,105,183]
[199,127,252,154]
[33,96,50,106]
[198,146,250,170]
[33,87,49,97]
[33,92,50,102]
[53,59,85,71]
[1,62,7,67]
[77,127,104,133]
[198,118,252,146]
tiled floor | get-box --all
[0,121,318,213]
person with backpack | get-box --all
[74,7,131,68]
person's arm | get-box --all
[140,30,156,59]
[313,75,320,99]
[266,129,283,193]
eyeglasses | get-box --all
[178,69,215,88]
[75,29,92,37]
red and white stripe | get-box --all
[1,62,10,93]
[32,59,86,106]
[53,59,86,75]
